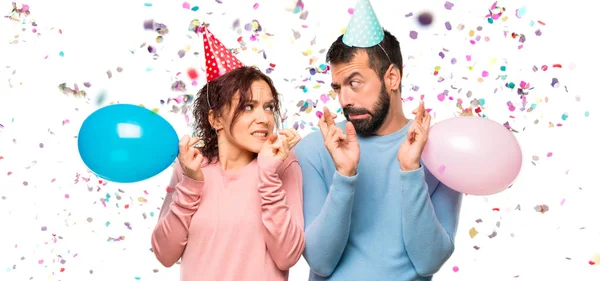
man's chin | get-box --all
[348,120,374,135]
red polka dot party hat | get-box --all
[199,25,244,82]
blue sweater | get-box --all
[294,120,463,281]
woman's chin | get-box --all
[247,142,265,154]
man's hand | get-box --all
[318,107,360,177]
[398,101,431,171]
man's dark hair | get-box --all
[326,29,403,80]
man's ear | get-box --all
[208,109,224,131]
[385,64,402,92]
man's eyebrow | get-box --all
[331,72,363,88]
[344,72,363,84]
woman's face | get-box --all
[218,80,276,154]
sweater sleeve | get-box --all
[398,167,463,276]
[295,143,357,277]
[151,159,205,268]
[257,152,306,271]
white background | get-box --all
[0,0,598,280]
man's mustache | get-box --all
[343,106,371,116]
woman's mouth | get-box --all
[252,131,268,140]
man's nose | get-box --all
[339,87,354,108]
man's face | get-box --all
[330,51,390,136]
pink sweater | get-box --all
[151,151,305,281]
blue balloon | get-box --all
[78,104,179,183]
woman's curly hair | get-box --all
[192,66,281,165]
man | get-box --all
[294,1,463,280]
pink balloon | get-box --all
[421,116,523,195]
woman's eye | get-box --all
[244,105,253,111]
[266,105,274,111]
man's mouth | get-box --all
[348,113,370,120]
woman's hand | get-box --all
[178,135,204,181]
[259,128,300,162]
[278,128,301,150]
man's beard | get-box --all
[342,85,390,136]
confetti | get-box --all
[187,68,199,80]
[444,1,454,10]
[409,30,418,39]
[143,19,154,30]
[469,227,479,238]
[534,204,549,213]
[417,12,433,25]
[0,1,591,280]
[444,21,452,30]
[438,164,446,173]
[515,6,526,18]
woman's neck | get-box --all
[217,142,255,171]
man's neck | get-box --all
[375,114,409,136]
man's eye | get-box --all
[350,81,360,87]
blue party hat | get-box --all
[342,0,384,48]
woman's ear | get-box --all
[208,109,224,131]
[385,64,402,92]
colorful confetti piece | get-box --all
[0,1,594,280]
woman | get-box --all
[151,66,305,281]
